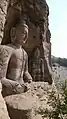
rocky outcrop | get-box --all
[0,0,9,43]
[0,1,52,118]
[0,1,10,118]
[5,94,33,119]
[0,82,10,119]
[1,0,52,83]
[5,82,58,119]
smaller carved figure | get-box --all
[31,46,52,84]
[0,19,32,97]
[31,47,44,81]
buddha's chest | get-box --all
[9,51,24,69]
[7,51,25,80]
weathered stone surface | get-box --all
[5,94,33,119]
[5,82,58,119]
[0,22,32,97]
[0,82,10,119]
[28,82,58,119]
[33,114,42,119]
[1,0,52,83]
[0,0,9,43]
[0,0,56,118]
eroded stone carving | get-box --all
[0,20,32,97]
[1,0,52,85]
[31,47,44,81]
[31,46,52,84]
[0,82,10,119]
[0,1,53,119]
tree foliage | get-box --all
[52,56,67,67]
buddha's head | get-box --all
[10,20,28,45]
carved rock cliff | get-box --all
[0,1,52,118]
[0,0,9,43]
[1,0,52,82]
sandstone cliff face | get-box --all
[0,82,10,119]
[5,82,58,119]
[0,1,52,118]
[0,1,10,118]
[0,0,9,43]
[1,0,52,82]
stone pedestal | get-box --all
[5,94,33,119]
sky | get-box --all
[47,0,67,58]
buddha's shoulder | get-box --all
[0,45,14,56]
[0,44,14,49]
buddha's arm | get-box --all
[1,78,19,89]
[24,53,32,82]
[0,47,19,88]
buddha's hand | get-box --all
[18,78,24,87]
[14,84,25,93]
[28,79,32,83]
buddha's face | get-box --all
[11,24,28,45]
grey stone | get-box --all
[0,21,32,97]
[0,82,10,119]
[5,94,33,119]
[1,0,52,84]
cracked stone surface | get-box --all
[0,82,10,119]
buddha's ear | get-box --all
[10,27,16,38]
[23,30,28,43]
[10,27,16,43]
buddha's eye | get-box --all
[22,31,26,35]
